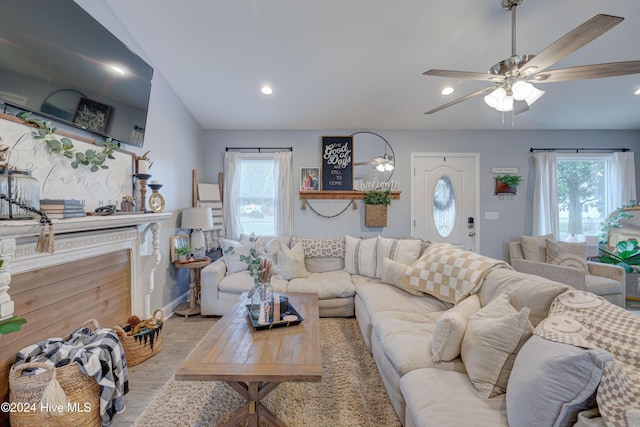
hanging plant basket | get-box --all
[495,179,518,195]
[365,204,388,227]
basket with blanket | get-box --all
[9,319,128,427]
[113,308,164,366]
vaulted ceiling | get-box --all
[104,0,640,130]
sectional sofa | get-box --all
[200,234,629,426]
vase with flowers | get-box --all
[247,257,275,324]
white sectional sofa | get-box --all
[200,234,627,426]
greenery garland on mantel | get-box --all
[16,112,119,172]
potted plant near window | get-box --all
[175,245,191,262]
[364,190,391,227]
[599,238,640,300]
[494,174,523,195]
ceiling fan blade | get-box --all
[520,14,624,76]
[531,61,640,83]
[423,69,505,83]
[425,87,496,114]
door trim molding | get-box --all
[410,152,480,249]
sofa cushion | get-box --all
[381,257,424,296]
[276,243,309,280]
[479,269,570,326]
[219,270,288,293]
[375,236,422,278]
[584,274,623,296]
[431,294,481,362]
[520,234,553,262]
[546,239,589,274]
[401,368,508,427]
[372,311,466,376]
[461,293,533,398]
[344,235,377,278]
[506,335,612,427]
[219,234,257,274]
[356,282,451,319]
[304,257,345,273]
[287,270,355,299]
[290,236,345,258]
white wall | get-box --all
[77,0,203,311]
[202,129,640,260]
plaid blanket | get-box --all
[402,242,513,303]
[14,323,128,426]
[535,290,640,427]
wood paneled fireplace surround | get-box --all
[0,212,171,408]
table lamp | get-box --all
[181,207,213,259]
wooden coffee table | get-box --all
[175,292,322,427]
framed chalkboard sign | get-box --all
[321,136,353,191]
[73,98,112,133]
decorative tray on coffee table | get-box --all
[245,302,304,331]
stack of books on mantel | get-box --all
[40,199,86,219]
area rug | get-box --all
[133,318,401,427]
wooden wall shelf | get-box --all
[299,190,401,200]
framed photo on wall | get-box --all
[300,167,320,190]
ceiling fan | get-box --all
[423,0,640,117]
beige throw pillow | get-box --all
[344,235,377,278]
[461,293,533,399]
[276,243,309,280]
[431,294,481,362]
[520,234,553,262]
[375,236,422,279]
[545,239,589,274]
[381,257,424,296]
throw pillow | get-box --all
[520,234,553,262]
[344,235,377,278]
[545,239,589,274]
[380,257,424,296]
[276,243,309,280]
[375,236,422,279]
[431,294,481,362]
[506,335,612,427]
[290,236,345,258]
[219,238,253,274]
[461,293,533,399]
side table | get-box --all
[174,257,211,317]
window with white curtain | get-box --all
[238,157,276,235]
[557,153,610,240]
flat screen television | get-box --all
[0,0,153,147]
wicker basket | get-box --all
[365,204,388,227]
[114,308,164,367]
[9,320,102,427]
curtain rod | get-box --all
[226,147,292,152]
[529,147,629,153]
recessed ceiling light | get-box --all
[441,87,454,96]
[261,86,273,95]
[635,88,640,95]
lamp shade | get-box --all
[181,207,213,230]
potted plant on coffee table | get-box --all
[364,190,391,227]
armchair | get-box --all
[509,239,625,307]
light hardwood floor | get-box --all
[111,314,217,426]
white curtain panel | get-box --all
[609,151,637,210]
[532,151,559,238]
[273,151,293,237]
[223,151,243,240]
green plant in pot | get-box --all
[599,238,640,273]
[364,190,391,227]
[175,245,191,261]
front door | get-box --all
[411,153,478,251]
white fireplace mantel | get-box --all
[0,212,172,321]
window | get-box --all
[433,175,456,238]
[237,157,276,236]
[557,154,610,241]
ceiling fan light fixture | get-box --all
[496,95,514,112]
[484,87,507,108]
[512,81,534,100]
[524,86,545,105]
[635,88,640,95]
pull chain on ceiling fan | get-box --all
[423,0,640,122]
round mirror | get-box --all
[351,131,395,189]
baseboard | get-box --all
[163,292,189,320]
